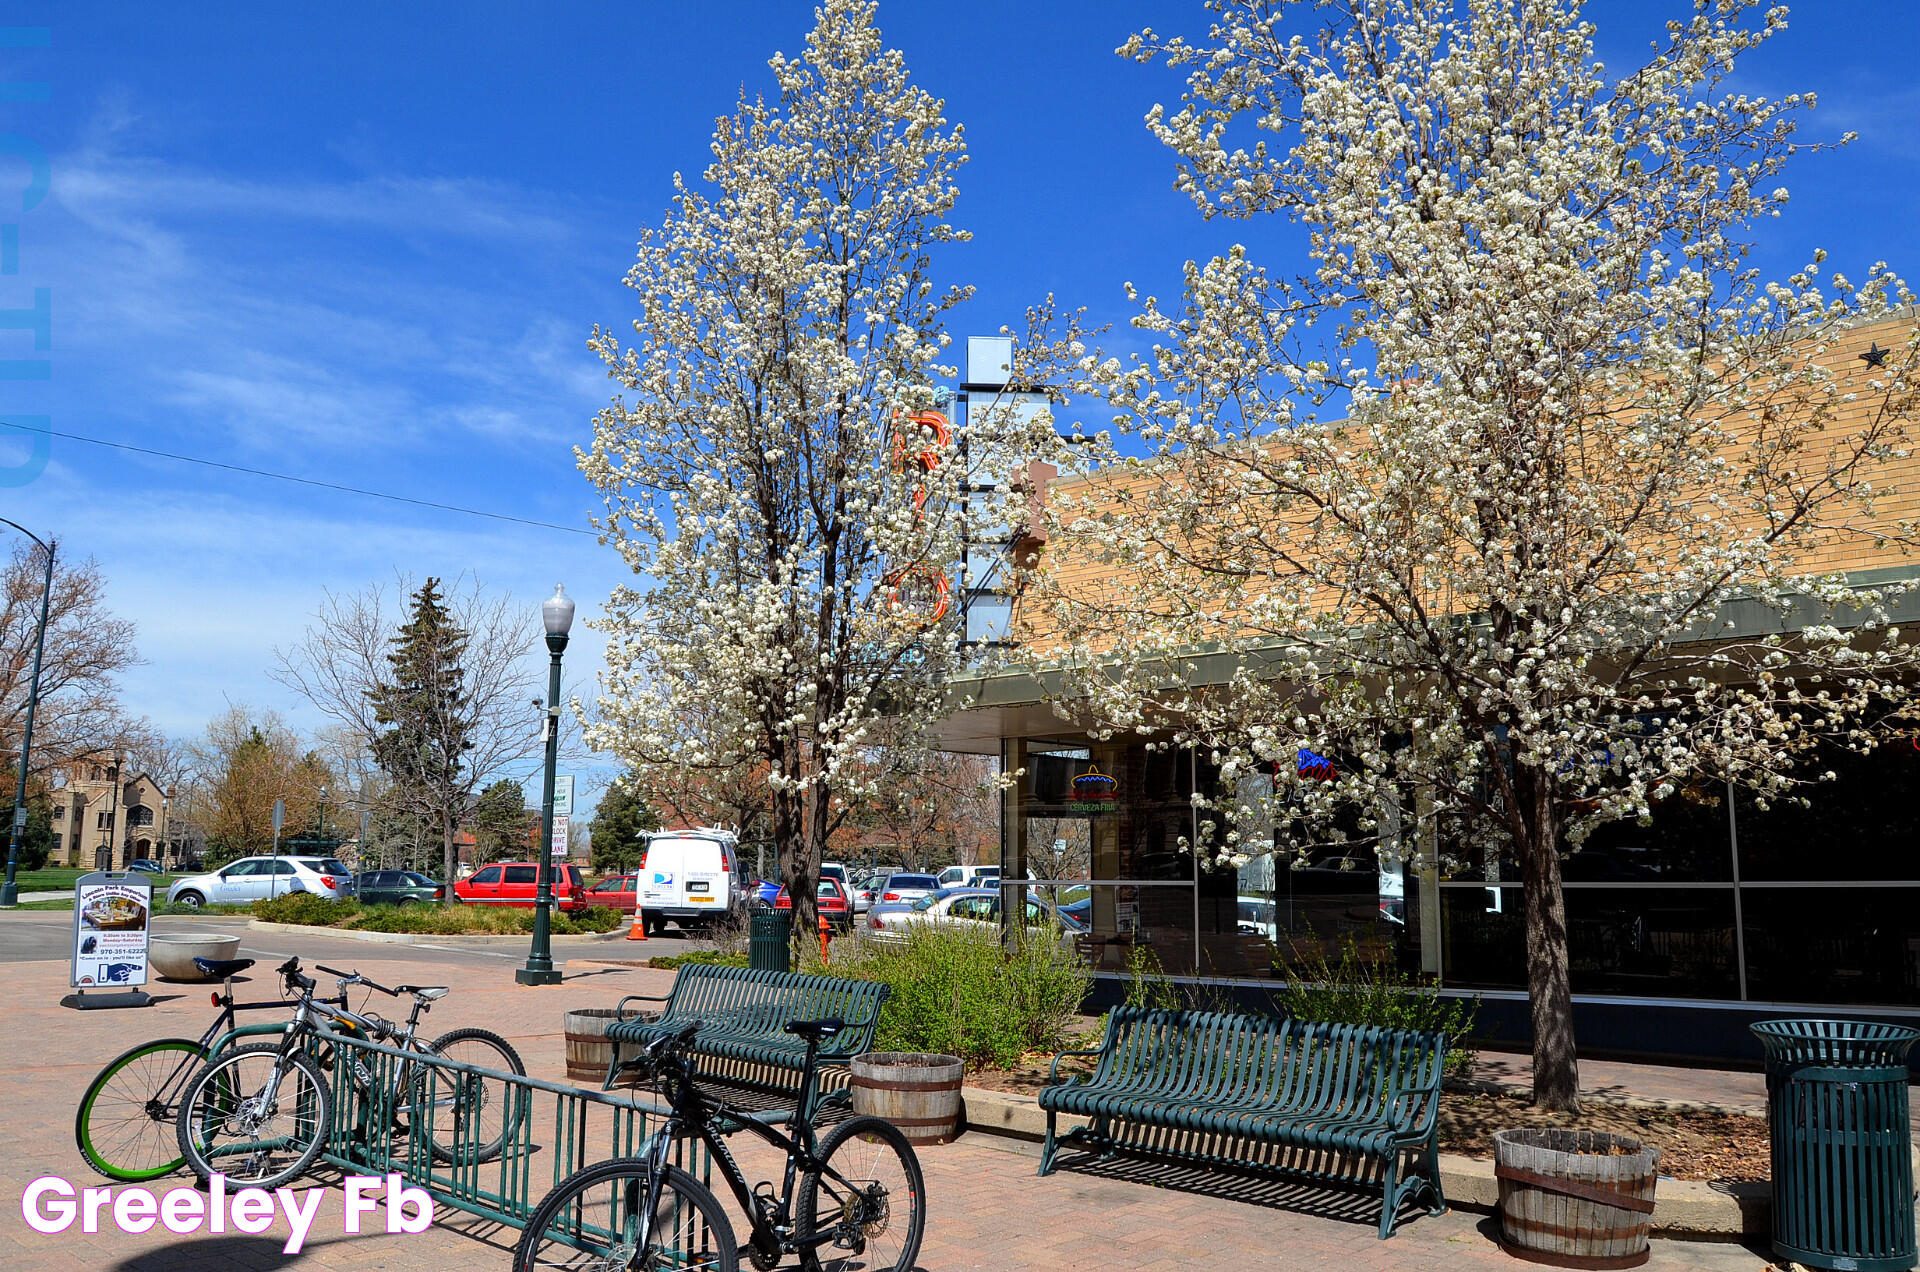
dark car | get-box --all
[125,859,163,874]
[355,869,445,905]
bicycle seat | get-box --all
[397,985,449,1000]
[193,957,256,978]
[785,1017,845,1042]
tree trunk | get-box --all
[774,785,818,957]
[441,812,457,908]
[1516,768,1580,1112]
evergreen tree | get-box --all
[367,578,475,902]
[589,778,661,873]
[471,778,531,863]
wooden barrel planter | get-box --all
[1494,1128,1661,1269]
[850,1052,965,1145]
[563,1007,655,1082]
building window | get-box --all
[50,805,62,820]
[50,833,61,853]
[96,810,106,829]
[89,765,102,781]
[127,805,154,827]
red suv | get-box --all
[774,877,852,930]
[454,862,588,912]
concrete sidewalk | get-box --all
[0,954,1782,1271]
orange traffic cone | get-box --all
[627,908,648,941]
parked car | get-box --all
[636,829,747,934]
[850,872,887,915]
[452,861,588,912]
[167,856,357,908]
[125,859,163,874]
[774,876,852,930]
[934,863,1000,889]
[585,872,639,914]
[865,887,1086,944]
[873,872,940,906]
[749,878,781,909]
[355,870,445,906]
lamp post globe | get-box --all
[518,583,573,986]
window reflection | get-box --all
[1743,889,1920,1006]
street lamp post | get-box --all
[1,519,52,907]
[517,583,573,987]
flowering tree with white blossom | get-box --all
[580,0,982,937]
[1041,0,1918,1110]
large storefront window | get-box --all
[1007,736,1412,981]
[1734,739,1920,882]
[1002,727,1920,1009]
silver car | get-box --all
[167,856,357,908]
[872,872,940,907]
[865,886,1087,944]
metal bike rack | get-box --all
[204,1022,706,1231]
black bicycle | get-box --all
[73,954,334,1181]
[513,1018,925,1272]
[172,957,526,1189]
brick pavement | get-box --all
[0,949,1781,1270]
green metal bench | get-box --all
[1038,1006,1448,1238]
[604,964,888,1111]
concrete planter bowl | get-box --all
[149,932,243,981]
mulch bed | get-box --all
[967,1049,1770,1183]
[1439,1088,1769,1183]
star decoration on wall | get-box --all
[1859,342,1890,369]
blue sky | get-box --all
[1,2,1915,810]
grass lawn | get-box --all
[11,866,177,892]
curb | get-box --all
[246,919,628,946]
[956,1085,1773,1239]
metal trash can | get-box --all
[749,908,792,974]
[1752,1019,1919,1271]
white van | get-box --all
[636,828,746,934]
[935,863,1000,889]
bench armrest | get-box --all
[1383,1077,1443,1137]
[614,992,670,1022]
[1047,1044,1107,1087]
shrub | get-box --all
[552,905,624,934]
[1275,938,1480,1078]
[252,892,360,925]
[828,925,1091,1071]
[252,894,624,935]
[648,949,750,970]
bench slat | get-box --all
[1038,1006,1447,1239]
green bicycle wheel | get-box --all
[75,1038,206,1181]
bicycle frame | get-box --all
[144,977,337,1112]
[634,1035,875,1261]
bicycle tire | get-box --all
[795,1115,925,1272]
[175,1042,330,1189]
[75,1037,205,1181]
[513,1159,737,1272]
[420,1026,527,1165]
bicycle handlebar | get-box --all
[315,963,402,997]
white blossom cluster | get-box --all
[1039,0,1919,884]
[579,0,994,881]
